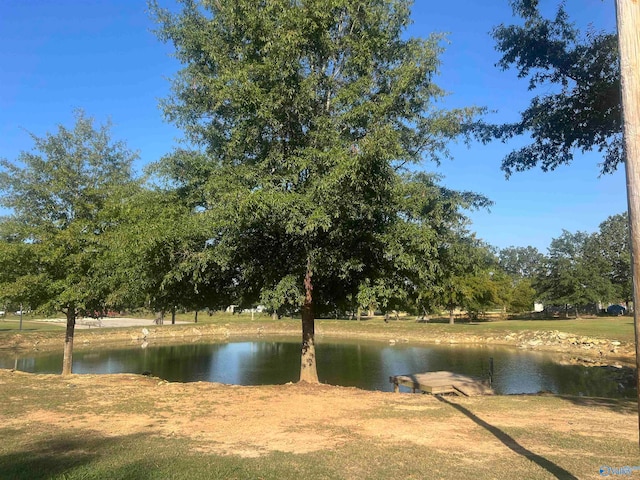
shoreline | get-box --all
[1,317,635,367]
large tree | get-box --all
[104,184,234,322]
[150,0,481,382]
[585,212,631,306]
[478,0,621,176]
[536,230,614,316]
[498,245,545,280]
[0,111,137,374]
[436,235,493,324]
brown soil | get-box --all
[0,369,635,462]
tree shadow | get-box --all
[0,430,159,480]
[435,396,578,480]
[555,395,638,415]
[0,327,46,332]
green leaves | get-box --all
[0,111,137,317]
[498,245,545,280]
[0,110,137,229]
[149,0,489,320]
[534,219,629,309]
[479,0,621,176]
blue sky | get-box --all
[0,0,626,253]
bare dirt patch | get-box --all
[1,369,637,472]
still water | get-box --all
[1,339,634,398]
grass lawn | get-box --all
[0,370,638,480]
[0,312,635,350]
[0,314,637,478]
[0,318,67,333]
[170,311,638,343]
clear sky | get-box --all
[0,0,626,253]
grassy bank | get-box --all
[0,369,637,480]
[0,313,635,365]
[1,316,638,478]
[2,311,635,340]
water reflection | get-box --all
[0,339,634,398]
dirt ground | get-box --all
[2,318,639,478]
[1,368,638,480]
[42,317,190,329]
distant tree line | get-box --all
[498,213,631,317]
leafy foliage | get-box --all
[0,111,137,317]
[584,213,631,304]
[437,236,494,322]
[102,187,233,318]
[476,0,621,176]
[498,245,545,280]
[149,0,485,313]
[507,277,536,313]
[536,230,615,312]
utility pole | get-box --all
[616,0,640,448]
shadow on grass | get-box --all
[557,395,638,415]
[0,327,47,332]
[436,396,578,480]
[0,430,160,480]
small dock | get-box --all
[390,371,494,396]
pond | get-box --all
[1,338,634,398]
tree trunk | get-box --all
[62,307,76,375]
[449,308,455,325]
[171,306,176,325]
[272,311,278,320]
[299,257,319,383]
[356,306,361,321]
[616,0,640,447]
[194,310,198,323]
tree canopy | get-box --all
[585,212,631,304]
[150,0,485,381]
[0,111,138,373]
[534,218,629,316]
[477,0,621,176]
[498,245,545,280]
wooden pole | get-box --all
[615,0,640,449]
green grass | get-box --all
[168,310,637,343]
[0,317,66,332]
[0,370,638,480]
[310,315,636,343]
[192,310,637,341]
[424,317,635,342]
[0,399,637,480]
[0,312,635,346]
